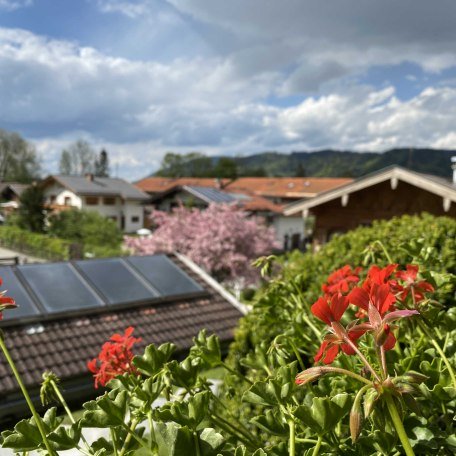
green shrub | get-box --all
[48,209,123,249]
[0,226,71,260]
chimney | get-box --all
[85,173,94,182]
[214,178,222,189]
[452,157,456,184]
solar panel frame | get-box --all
[16,262,107,315]
[0,266,42,323]
[126,254,206,298]
[73,257,161,306]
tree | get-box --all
[213,157,238,179]
[124,204,279,284]
[59,140,96,175]
[0,129,40,183]
[155,152,214,177]
[16,183,46,232]
[48,209,122,248]
[59,150,73,175]
[94,149,110,177]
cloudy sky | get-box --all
[1,1,456,180]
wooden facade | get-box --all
[310,179,456,243]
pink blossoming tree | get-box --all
[124,203,279,285]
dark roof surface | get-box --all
[183,185,239,203]
[0,255,243,397]
[46,175,150,200]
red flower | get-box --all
[321,265,362,296]
[314,328,365,364]
[365,264,398,286]
[0,277,16,321]
[395,264,434,303]
[88,327,141,388]
[311,293,348,325]
[311,293,366,364]
[349,286,418,350]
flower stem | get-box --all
[311,435,323,456]
[193,431,201,456]
[372,240,393,264]
[220,361,253,385]
[50,379,92,452]
[417,319,456,388]
[344,337,382,382]
[147,410,157,454]
[384,394,415,456]
[110,428,119,456]
[0,333,56,456]
[288,417,295,456]
[120,419,152,456]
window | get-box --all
[86,196,98,205]
[49,195,56,204]
[103,197,116,205]
[131,216,140,223]
[109,216,117,222]
[64,196,71,206]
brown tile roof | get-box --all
[135,177,230,194]
[224,177,353,198]
[0,257,243,400]
[135,177,352,199]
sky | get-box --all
[1,1,456,180]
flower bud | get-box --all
[350,401,363,443]
[295,366,324,386]
[402,371,429,384]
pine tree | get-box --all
[95,149,110,177]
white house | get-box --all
[42,174,150,232]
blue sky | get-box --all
[1,1,456,180]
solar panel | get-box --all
[0,267,41,320]
[127,255,204,296]
[75,258,159,305]
[17,263,105,314]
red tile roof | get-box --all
[135,177,352,199]
[225,177,353,198]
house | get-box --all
[135,176,352,204]
[136,177,352,250]
[0,253,246,421]
[41,174,150,232]
[284,166,456,244]
[0,182,30,218]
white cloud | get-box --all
[0,0,32,11]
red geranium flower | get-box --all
[311,293,366,364]
[88,327,141,388]
[395,264,434,303]
[0,277,16,321]
[321,265,362,296]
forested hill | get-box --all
[153,149,455,179]
[230,148,455,178]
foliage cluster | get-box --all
[155,152,266,179]
[59,140,110,177]
[0,225,73,261]
[153,149,455,178]
[48,208,123,255]
[0,129,41,183]
[124,204,279,285]
[15,184,47,233]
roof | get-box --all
[0,182,29,197]
[183,186,238,204]
[135,177,352,199]
[284,166,456,215]
[135,177,230,194]
[0,254,245,405]
[151,185,284,214]
[43,175,150,200]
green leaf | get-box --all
[294,393,351,434]
[155,422,195,456]
[250,410,288,436]
[1,418,43,451]
[154,391,210,430]
[165,357,203,390]
[199,428,225,456]
[133,342,176,377]
[82,389,128,428]
[48,422,81,450]
[190,330,222,369]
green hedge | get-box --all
[0,226,72,261]
[0,226,124,261]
